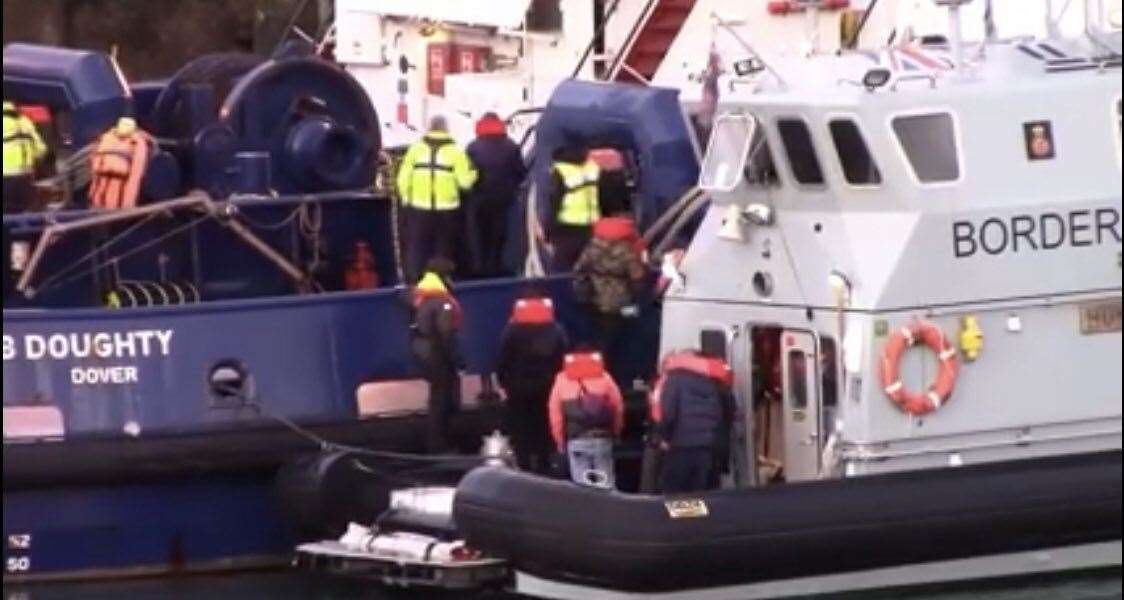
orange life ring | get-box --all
[879,321,960,416]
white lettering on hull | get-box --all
[70,366,139,385]
[3,330,174,362]
[3,329,175,387]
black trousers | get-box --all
[468,200,511,278]
[403,207,460,283]
[424,358,461,453]
[504,389,553,473]
[4,175,34,215]
[661,447,716,494]
[2,222,13,302]
[548,225,591,273]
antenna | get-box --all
[934,0,974,69]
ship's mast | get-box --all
[936,0,973,68]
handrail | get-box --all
[605,0,662,81]
[570,0,627,79]
[16,192,314,299]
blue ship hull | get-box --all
[2,278,658,580]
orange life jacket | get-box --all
[650,351,734,423]
[90,129,151,210]
[344,241,379,291]
[510,297,555,325]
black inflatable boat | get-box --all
[453,451,1122,595]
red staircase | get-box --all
[611,0,697,84]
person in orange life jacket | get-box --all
[496,290,570,473]
[572,215,648,354]
[344,240,380,291]
[650,348,736,493]
[89,117,153,210]
[465,113,526,278]
[547,349,624,488]
[397,116,478,283]
[409,258,465,453]
[543,144,601,272]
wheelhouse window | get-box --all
[700,328,728,361]
[777,119,824,185]
[699,113,755,191]
[746,129,781,188]
[829,119,882,185]
[892,113,961,183]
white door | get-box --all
[781,330,820,482]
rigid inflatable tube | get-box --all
[453,451,1122,593]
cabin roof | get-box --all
[726,31,1122,108]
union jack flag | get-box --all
[883,44,955,73]
[857,42,956,74]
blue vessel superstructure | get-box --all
[2,43,700,580]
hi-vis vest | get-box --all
[397,132,477,211]
[554,160,600,226]
[89,129,151,210]
[3,104,46,177]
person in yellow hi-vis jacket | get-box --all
[3,101,47,214]
[396,116,477,283]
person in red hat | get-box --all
[496,290,570,473]
[572,215,648,354]
[465,112,526,278]
[547,349,625,488]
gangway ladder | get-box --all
[608,0,698,84]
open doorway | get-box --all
[750,326,831,484]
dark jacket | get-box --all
[410,275,463,368]
[466,116,526,208]
[654,354,735,449]
[497,321,569,399]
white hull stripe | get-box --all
[515,540,1122,600]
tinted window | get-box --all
[700,329,728,361]
[746,130,781,188]
[892,113,960,183]
[777,120,824,185]
[787,350,808,410]
[829,119,882,185]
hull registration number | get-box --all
[1080,301,1122,334]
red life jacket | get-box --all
[593,216,646,253]
[650,352,733,423]
[560,352,613,439]
[662,352,734,387]
[510,297,555,325]
[562,351,606,379]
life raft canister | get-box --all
[879,320,960,416]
